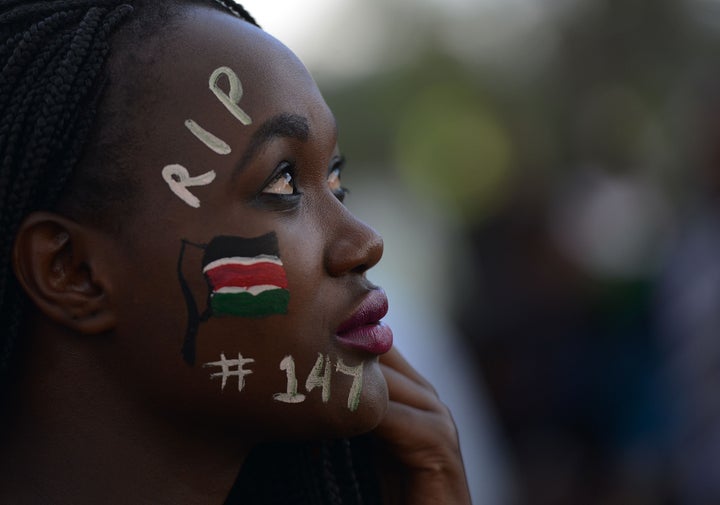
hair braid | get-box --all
[14,10,104,199]
[0,0,132,384]
[212,0,258,27]
[0,0,124,24]
[0,36,74,217]
[0,26,77,380]
[321,440,344,505]
[40,6,133,205]
[0,24,71,204]
[337,438,365,505]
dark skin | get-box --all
[0,5,471,504]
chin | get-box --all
[319,366,389,439]
[257,365,389,442]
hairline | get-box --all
[57,1,252,232]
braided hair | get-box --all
[226,437,382,505]
[211,0,258,26]
[0,2,381,503]
[0,0,133,390]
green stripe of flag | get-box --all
[210,288,289,317]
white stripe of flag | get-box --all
[203,255,283,273]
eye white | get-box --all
[327,168,341,192]
[263,171,294,195]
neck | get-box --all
[0,332,250,505]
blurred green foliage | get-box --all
[322,0,719,224]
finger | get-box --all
[374,400,459,458]
[374,400,472,505]
[381,362,443,412]
[380,346,436,391]
[374,400,435,444]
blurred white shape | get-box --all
[241,0,578,82]
[440,1,560,77]
[684,0,720,31]
[549,167,672,278]
[241,0,394,82]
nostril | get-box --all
[352,234,383,276]
[351,262,369,275]
[325,223,384,277]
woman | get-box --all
[0,1,471,503]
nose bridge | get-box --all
[324,205,383,277]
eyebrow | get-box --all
[234,113,310,175]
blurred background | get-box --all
[242,1,720,503]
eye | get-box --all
[328,156,348,202]
[262,162,297,195]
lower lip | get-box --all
[336,322,393,355]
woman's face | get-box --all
[95,5,391,441]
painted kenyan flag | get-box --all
[177,232,289,365]
[201,234,289,318]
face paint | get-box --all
[335,358,364,412]
[177,232,289,364]
[203,352,255,391]
[162,164,216,208]
[305,353,332,403]
[163,65,251,207]
[203,351,365,412]
[202,234,289,317]
[271,354,362,411]
[184,119,232,155]
[273,355,306,404]
[209,66,252,126]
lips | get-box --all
[335,289,393,355]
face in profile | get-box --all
[92,4,391,441]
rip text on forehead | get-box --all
[163,66,252,208]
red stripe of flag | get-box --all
[205,262,288,291]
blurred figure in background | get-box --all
[655,73,720,505]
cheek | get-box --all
[193,316,389,438]
[104,220,388,438]
[194,342,390,439]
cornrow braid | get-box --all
[0,0,133,387]
[212,0,259,27]
[225,438,381,505]
[322,439,344,505]
[336,438,366,505]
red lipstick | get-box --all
[335,289,393,355]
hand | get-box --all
[372,347,472,505]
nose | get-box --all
[324,208,384,277]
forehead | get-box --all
[108,4,334,164]
[169,6,325,116]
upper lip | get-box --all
[336,288,388,334]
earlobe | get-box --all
[12,212,116,335]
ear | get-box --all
[12,212,116,335]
